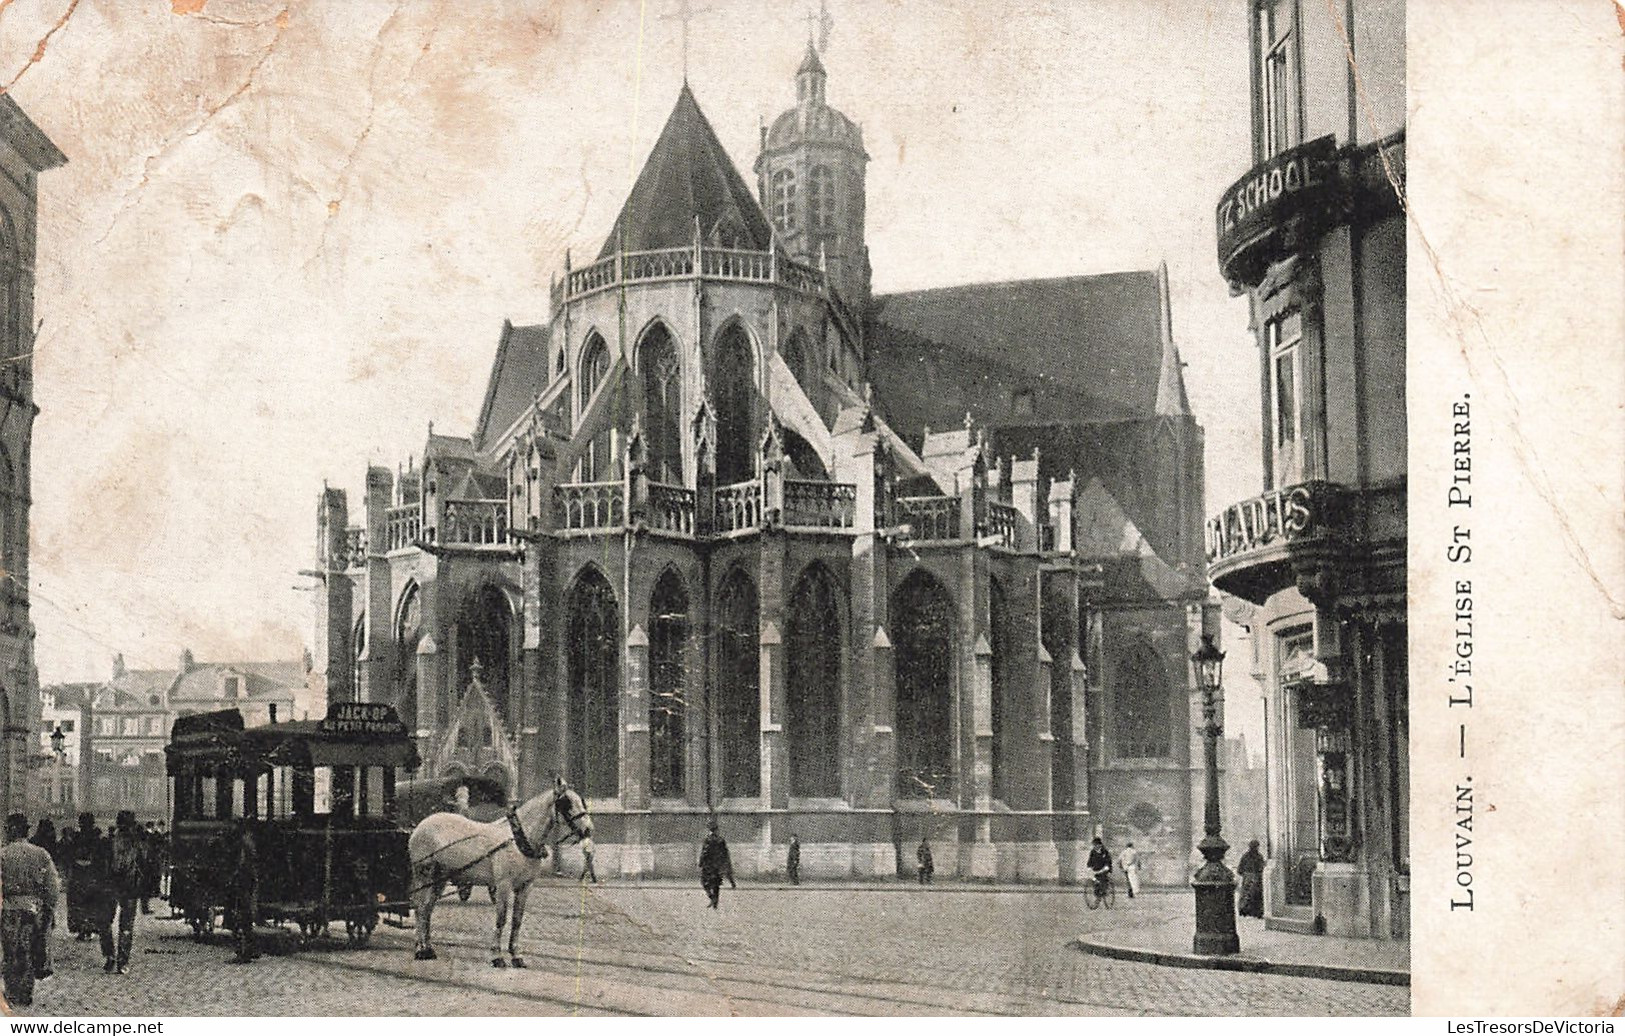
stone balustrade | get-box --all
[555,481,626,531]
[441,498,509,546]
[987,501,1020,549]
[344,526,367,569]
[385,503,423,551]
[898,495,962,542]
[549,244,827,309]
[647,481,696,536]
[711,480,764,534]
[783,479,856,529]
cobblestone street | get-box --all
[5,885,1406,1017]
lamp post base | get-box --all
[1192,838,1240,956]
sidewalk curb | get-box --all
[1069,937,1410,987]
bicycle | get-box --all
[1083,870,1116,910]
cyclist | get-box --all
[1086,836,1113,899]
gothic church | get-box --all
[313,43,1212,885]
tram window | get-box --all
[331,766,356,818]
[231,778,246,819]
[270,767,295,819]
[200,776,218,819]
[359,767,387,818]
[293,767,315,816]
[313,768,333,814]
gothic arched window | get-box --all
[456,584,513,726]
[771,169,797,233]
[580,333,610,414]
[640,324,682,484]
[711,324,755,485]
[788,564,842,798]
[1114,637,1172,760]
[394,584,422,726]
[649,569,688,798]
[566,568,620,799]
[715,570,759,798]
[893,570,955,799]
[808,165,835,232]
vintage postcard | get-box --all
[0,0,1618,1021]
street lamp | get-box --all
[50,725,65,763]
[1191,634,1240,955]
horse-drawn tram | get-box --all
[165,702,420,948]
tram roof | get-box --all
[165,708,420,774]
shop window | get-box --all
[1258,0,1302,157]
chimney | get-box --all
[268,703,278,724]
[112,654,126,679]
[179,649,194,673]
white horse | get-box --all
[407,784,592,967]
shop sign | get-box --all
[1215,136,1338,282]
[1205,482,1328,566]
[320,701,407,738]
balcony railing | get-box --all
[386,503,423,551]
[550,244,827,309]
[647,482,696,536]
[556,481,625,531]
[712,480,763,534]
[783,479,856,529]
[442,499,509,547]
[987,501,1020,550]
[898,495,961,542]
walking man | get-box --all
[699,821,735,909]
[579,834,599,884]
[786,834,801,886]
[64,813,104,941]
[1119,841,1142,899]
[229,820,261,964]
[1,813,60,1007]
[916,839,934,885]
[101,811,143,975]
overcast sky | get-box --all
[10,0,1260,730]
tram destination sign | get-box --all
[320,701,408,738]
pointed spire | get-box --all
[1155,337,1191,417]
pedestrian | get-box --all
[1119,841,1142,899]
[698,820,734,909]
[786,834,800,886]
[29,818,57,863]
[153,823,171,901]
[65,813,106,942]
[1086,836,1113,898]
[1,813,61,1007]
[139,822,158,914]
[101,811,143,975]
[580,834,599,884]
[228,819,261,964]
[916,839,934,885]
[1237,839,1266,918]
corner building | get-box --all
[0,100,65,818]
[1206,0,1407,939]
[315,45,1215,884]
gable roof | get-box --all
[476,321,553,449]
[870,270,1168,417]
[170,662,303,703]
[597,84,772,258]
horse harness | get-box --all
[507,807,548,861]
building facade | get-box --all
[1206,0,1407,939]
[313,43,1216,884]
[55,652,310,824]
[0,99,65,819]
[29,681,91,822]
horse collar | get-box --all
[507,807,546,860]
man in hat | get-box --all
[786,834,801,886]
[101,811,144,974]
[698,820,734,909]
[1086,836,1113,900]
[916,839,934,885]
[64,813,106,941]
[1,813,60,1006]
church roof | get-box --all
[871,270,1169,416]
[475,321,552,448]
[798,39,826,77]
[597,84,772,259]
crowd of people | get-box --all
[0,810,170,1005]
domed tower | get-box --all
[755,40,871,314]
